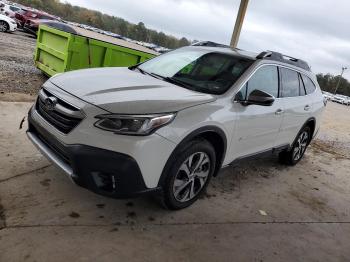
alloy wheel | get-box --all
[172,152,211,202]
[293,131,309,161]
[0,21,8,32]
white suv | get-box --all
[27,42,325,209]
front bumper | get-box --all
[9,22,17,32]
[27,111,161,198]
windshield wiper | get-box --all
[134,68,166,80]
[135,67,150,75]
[163,77,195,90]
[143,72,194,89]
[134,68,196,90]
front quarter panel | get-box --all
[156,97,236,166]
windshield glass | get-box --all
[138,48,253,94]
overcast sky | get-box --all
[66,0,350,80]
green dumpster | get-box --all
[34,25,158,77]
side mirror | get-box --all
[235,89,275,106]
[246,89,275,106]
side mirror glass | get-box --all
[247,89,275,106]
[235,89,275,106]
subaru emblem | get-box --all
[44,97,58,111]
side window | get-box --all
[301,74,316,94]
[298,74,306,96]
[241,65,279,99]
[281,68,299,97]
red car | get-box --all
[15,9,57,28]
[23,17,61,35]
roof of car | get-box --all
[191,46,259,60]
[189,42,258,60]
[190,41,311,72]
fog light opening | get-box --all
[91,172,117,193]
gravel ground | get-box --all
[0,30,47,95]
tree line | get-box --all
[316,73,350,96]
[12,0,192,49]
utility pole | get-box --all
[230,0,250,48]
[334,66,347,94]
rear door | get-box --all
[230,65,284,159]
[278,67,312,146]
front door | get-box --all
[230,65,284,159]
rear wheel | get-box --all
[161,139,216,210]
[0,21,9,32]
[279,126,311,165]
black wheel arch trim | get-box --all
[158,125,227,187]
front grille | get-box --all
[36,88,84,134]
[29,121,71,165]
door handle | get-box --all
[275,109,284,115]
[304,105,310,111]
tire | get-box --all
[0,21,9,32]
[161,139,216,210]
[279,126,311,166]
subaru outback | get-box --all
[27,42,325,209]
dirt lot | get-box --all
[1,31,350,262]
[0,30,46,97]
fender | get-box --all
[158,125,227,187]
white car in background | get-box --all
[331,95,346,104]
[338,95,350,105]
[322,92,333,100]
[0,13,17,32]
[0,3,21,18]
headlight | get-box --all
[94,113,176,135]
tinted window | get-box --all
[138,49,253,95]
[281,68,300,97]
[301,74,316,94]
[10,6,20,11]
[237,66,279,100]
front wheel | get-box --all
[0,21,9,32]
[161,139,216,210]
[279,126,311,165]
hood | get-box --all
[0,14,13,22]
[50,67,216,114]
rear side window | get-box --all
[281,68,300,97]
[237,65,279,100]
[301,74,316,94]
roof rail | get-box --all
[191,41,231,48]
[256,51,311,71]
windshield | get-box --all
[138,48,253,95]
